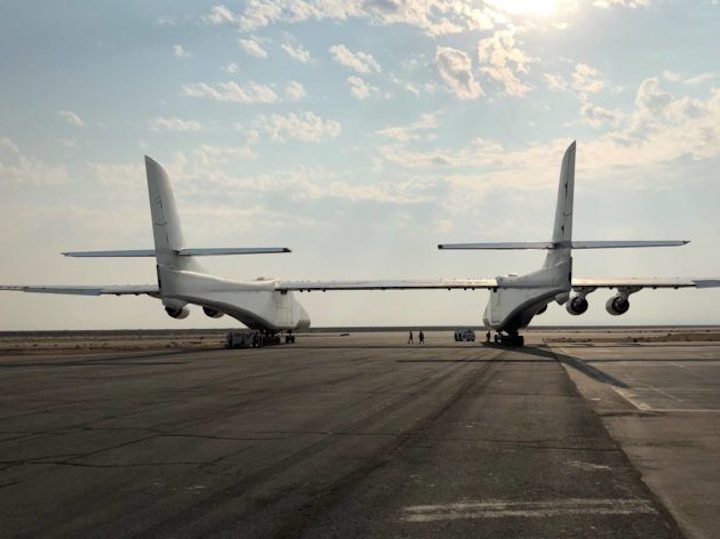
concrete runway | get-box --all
[0,332,716,537]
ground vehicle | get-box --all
[454,329,476,342]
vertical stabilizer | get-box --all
[144,156,199,272]
[544,141,576,270]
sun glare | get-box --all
[488,0,559,17]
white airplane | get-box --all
[2,142,719,346]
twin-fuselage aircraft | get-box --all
[2,142,718,346]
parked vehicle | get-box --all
[454,329,476,342]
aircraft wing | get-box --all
[276,278,498,292]
[572,277,720,290]
[0,284,159,296]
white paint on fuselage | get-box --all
[483,259,572,332]
[159,265,311,330]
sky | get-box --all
[1,0,720,330]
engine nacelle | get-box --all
[165,306,190,319]
[566,295,589,316]
[203,306,224,319]
[606,295,630,316]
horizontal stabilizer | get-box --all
[63,250,156,257]
[570,240,689,249]
[63,247,291,257]
[438,242,553,250]
[439,240,689,250]
[176,247,291,256]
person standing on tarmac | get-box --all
[419,330,425,344]
[408,331,414,344]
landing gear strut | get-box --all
[492,332,524,347]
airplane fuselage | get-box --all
[482,258,572,334]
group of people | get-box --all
[407,330,425,344]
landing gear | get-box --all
[490,332,525,347]
[225,329,297,349]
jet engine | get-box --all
[566,295,589,315]
[165,306,190,319]
[203,306,224,319]
[606,295,630,316]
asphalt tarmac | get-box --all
[1,331,715,538]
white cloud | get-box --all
[222,62,238,74]
[684,72,716,86]
[147,116,203,132]
[374,113,440,142]
[572,63,605,96]
[375,77,720,190]
[0,137,71,185]
[87,161,145,191]
[580,102,624,128]
[203,5,236,25]
[173,44,190,58]
[238,38,268,58]
[329,44,381,74]
[347,76,378,100]
[284,80,307,101]
[58,110,86,127]
[181,81,279,103]
[593,0,651,7]
[544,73,568,92]
[192,144,257,165]
[477,30,531,97]
[662,69,682,82]
[250,111,341,142]
[435,46,483,100]
[281,42,311,63]
[203,1,496,36]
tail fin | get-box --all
[144,156,199,272]
[544,141,576,269]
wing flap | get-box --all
[0,285,159,296]
[276,279,498,291]
[572,277,720,289]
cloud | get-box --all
[593,0,651,7]
[477,30,531,97]
[203,5,236,25]
[281,42,311,63]
[192,144,257,165]
[684,72,716,86]
[203,1,496,36]
[662,70,682,82]
[329,44,381,74]
[374,77,720,190]
[147,116,203,132]
[181,81,279,103]
[572,63,605,96]
[238,38,268,58]
[173,44,190,58]
[373,113,440,142]
[284,80,307,101]
[250,111,341,142]
[435,46,483,100]
[222,62,238,74]
[58,110,86,127]
[87,161,145,192]
[0,137,71,185]
[544,73,568,92]
[347,76,378,100]
[580,102,624,128]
